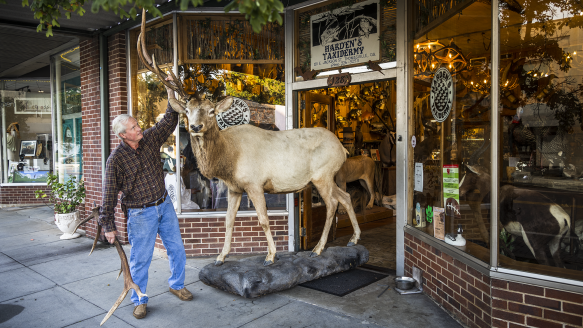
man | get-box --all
[99,80,192,320]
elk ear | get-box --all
[213,96,234,116]
[169,99,187,114]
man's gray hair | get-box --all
[112,114,134,140]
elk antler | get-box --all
[137,9,189,102]
[73,204,146,326]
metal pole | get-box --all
[490,0,500,269]
[172,12,182,213]
[49,58,56,176]
[285,8,296,252]
[1,82,7,184]
[55,57,64,182]
[395,0,412,277]
[99,34,110,184]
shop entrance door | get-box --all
[301,92,335,250]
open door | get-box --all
[301,92,335,250]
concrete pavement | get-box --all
[0,206,462,328]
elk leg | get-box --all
[247,190,276,266]
[100,237,147,326]
[359,177,375,209]
[336,186,361,246]
[335,175,348,214]
[310,181,338,256]
[215,190,242,266]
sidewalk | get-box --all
[0,206,462,328]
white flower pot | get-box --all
[55,211,82,240]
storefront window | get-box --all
[178,63,286,212]
[295,0,397,82]
[498,0,583,281]
[410,1,492,263]
[131,15,286,212]
[52,47,82,182]
[1,80,52,184]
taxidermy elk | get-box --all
[460,165,572,267]
[335,155,376,214]
[137,11,360,266]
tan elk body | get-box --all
[137,10,361,266]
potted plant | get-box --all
[35,173,86,239]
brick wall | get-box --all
[80,32,128,243]
[0,185,51,207]
[154,216,289,256]
[406,231,583,328]
[80,35,102,239]
[492,280,583,328]
[405,232,492,328]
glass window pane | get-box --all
[178,63,286,212]
[53,46,82,183]
[499,1,583,281]
[411,1,492,263]
[1,86,52,183]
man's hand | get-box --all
[105,231,117,244]
[165,76,176,99]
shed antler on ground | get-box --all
[73,203,146,326]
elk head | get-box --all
[137,9,235,138]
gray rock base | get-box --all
[199,245,369,298]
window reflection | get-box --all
[411,1,492,262]
[498,0,583,280]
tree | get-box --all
[2,0,283,36]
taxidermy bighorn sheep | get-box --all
[138,10,360,266]
[72,204,146,326]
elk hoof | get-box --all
[214,260,224,266]
[347,242,356,247]
[263,260,274,266]
[310,251,319,257]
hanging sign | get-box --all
[310,0,380,70]
[430,67,453,122]
[327,73,352,87]
[216,98,251,130]
[414,163,423,192]
[443,164,461,218]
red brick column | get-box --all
[80,35,102,239]
[107,32,128,243]
[80,32,128,243]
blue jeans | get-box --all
[127,196,186,305]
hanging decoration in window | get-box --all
[430,67,453,122]
[184,17,284,63]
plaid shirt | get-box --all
[99,102,178,233]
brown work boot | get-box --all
[133,304,147,319]
[169,287,193,301]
